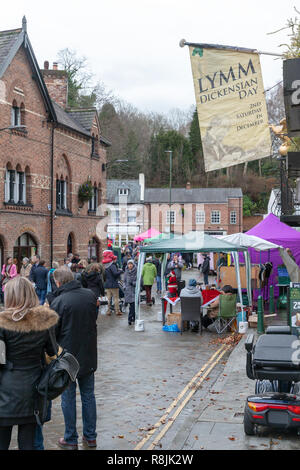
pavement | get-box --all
[7,268,300,450]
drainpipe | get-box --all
[50,123,55,266]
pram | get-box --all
[244,325,300,435]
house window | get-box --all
[166,210,175,224]
[113,209,120,223]
[196,210,205,224]
[56,179,67,210]
[230,211,237,224]
[88,186,98,211]
[127,210,136,223]
[11,102,20,127]
[5,169,26,204]
[118,188,129,196]
[211,210,221,224]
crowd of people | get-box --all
[0,241,228,450]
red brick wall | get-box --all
[0,45,107,268]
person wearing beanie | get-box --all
[142,257,157,306]
[123,260,137,325]
[180,278,203,332]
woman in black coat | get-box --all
[81,263,105,299]
[0,276,59,450]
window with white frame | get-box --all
[56,179,67,210]
[88,186,98,211]
[5,169,26,204]
[113,209,120,223]
[211,210,221,224]
[127,210,136,223]
[230,210,237,224]
[118,188,129,196]
[166,210,175,224]
[196,210,205,224]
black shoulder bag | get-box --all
[34,327,80,425]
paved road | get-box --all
[9,268,300,450]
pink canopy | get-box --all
[134,228,161,242]
[246,213,300,299]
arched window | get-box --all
[4,164,26,204]
[67,233,74,256]
[13,232,38,272]
[20,103,25,126]
[11,99,20,127]
[88,182,98,212]
[56,155,71,213]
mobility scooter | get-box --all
[244,325,300,435]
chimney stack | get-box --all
[41,60,68,109]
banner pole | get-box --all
[179,39,283,57]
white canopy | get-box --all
[216,233,281,251]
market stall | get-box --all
[246,214,300,299]
[134,228,161,242]
[135,231,249,327]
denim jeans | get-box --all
[34,401,52,450]
[203,273,209,285]
[156,276,162,292]
[61,372,97,445]
[36,288,47,305]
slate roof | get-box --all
[144,187,243,203]
[0,28,22,76]
[67,109,96,131]
[106,180,141,204]
[53,102,90,137]
[66,108,111,145]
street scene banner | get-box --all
[189,46,272,172]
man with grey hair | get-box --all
[49,267,98,450]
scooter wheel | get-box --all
[244,408,256,436]
[152,297,155,305]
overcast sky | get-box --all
[1,0,298,114]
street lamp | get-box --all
[165,150,173,237]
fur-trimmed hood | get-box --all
[0,305,59,333]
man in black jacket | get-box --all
[49,268,98,450]
[31,260,48,305]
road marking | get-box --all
[134,344,229,450]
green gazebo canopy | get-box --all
[140,231,247,254]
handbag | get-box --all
[34,327,80,425]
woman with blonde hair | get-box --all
[0,276,59,450]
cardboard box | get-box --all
[219,265,260,289]
[166,312,182,330]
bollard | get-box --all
[269,285,275,314]
[257,295,265,334]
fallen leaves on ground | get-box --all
[209,333,243,346]
[228,436,236,441]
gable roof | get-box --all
[53,102,91,137]
[106,179,141,204]
[66,108,111,145]
[144,187,243,203]
[0,17,56,122]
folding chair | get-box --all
[180,296,202,335]
[213,294,237,334]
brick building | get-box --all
[144,184,243,236]
[0,18,109,269]
[106,176,243,244]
